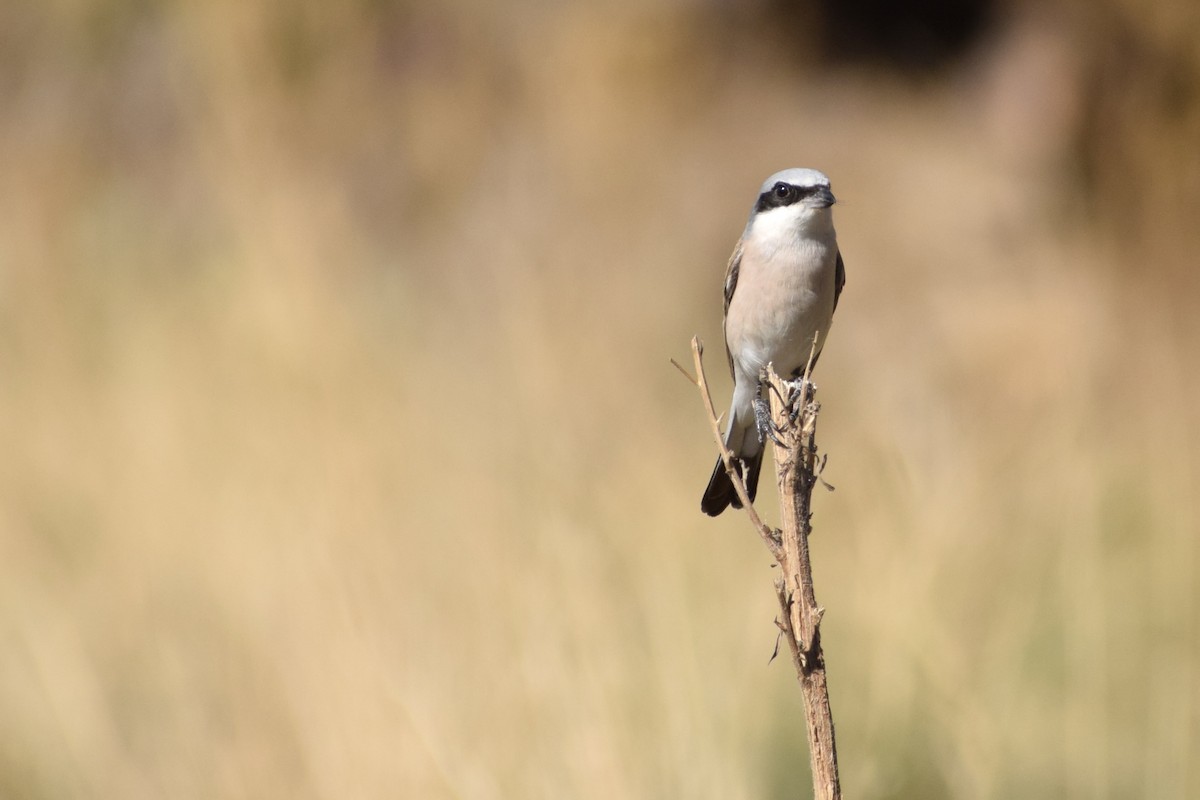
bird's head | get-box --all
[749,168,837,242]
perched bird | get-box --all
[701,168,845,516]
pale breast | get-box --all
[725,239,836,380]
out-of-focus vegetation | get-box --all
[1,1,1197,797]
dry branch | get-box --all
[689,338,781,560]
[688,336,841,800]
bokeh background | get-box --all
[2,0,1199,797]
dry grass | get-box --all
[1,2,1197,798]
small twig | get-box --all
[690,337,782,559]
[816,453,835,492]
[801,332,820,384]
[670,357,698,386]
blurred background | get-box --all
[2,0,1198,797]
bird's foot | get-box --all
[753,394,786,446]
[785,376,818,424]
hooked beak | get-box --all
[814,186,837,208]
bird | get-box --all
[701,168,845,517]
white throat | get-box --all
[749,205,835,256]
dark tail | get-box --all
[700,450,764,516]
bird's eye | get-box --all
[774,183,792,199]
